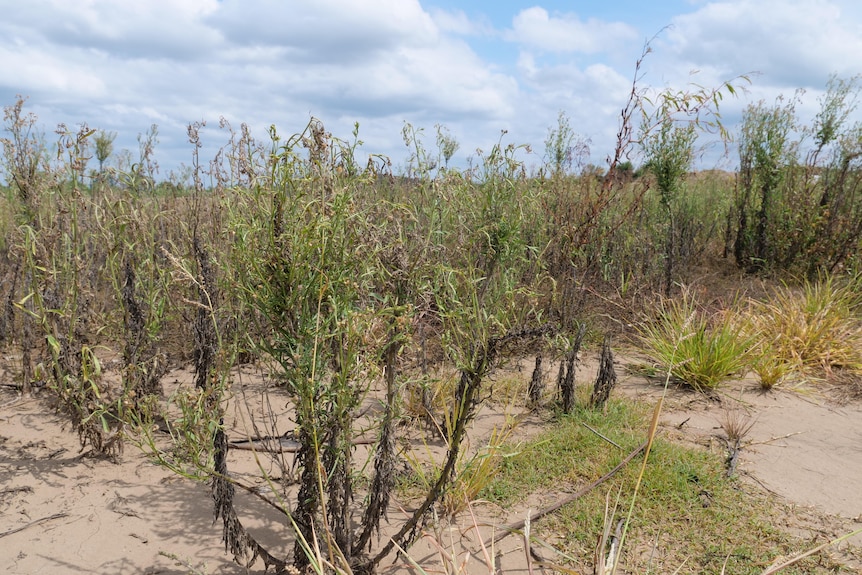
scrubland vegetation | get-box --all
[2,62,862,573]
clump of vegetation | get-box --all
[3,53,862,575]
[638,289,754,392]
[733,75,862,276]
[745,274,862,386]
[751,351,795,390]
[641,100,697,296]
[485,398,842,574]
[406,419,518,518]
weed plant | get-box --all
[638,289,754,392]
[15,124,132,454]
[733,76,862,276]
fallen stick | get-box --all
[725,438,742,477]
[491,440,648,544]
[229,436,375,453]
[747,431,804,446]
[0,513,68,538]
[581,422,623,450]
[761,527,862,575]
[0,486,34,497]
[228,437,300,452]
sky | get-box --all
[1,0,861,180]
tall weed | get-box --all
[733,76,862,275]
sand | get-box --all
[2,357,861,574]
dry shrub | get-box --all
[745,275,862,385]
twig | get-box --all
[583,286,628,311]
[747,431,805,447]
[581,423,623,450]
[1,394,24,409]
[595,490,616,575]
[726,438,741,477]
[229,436,375,453]
[0,486,34,497]
[761,527,862,575]
[524,510,533,575]
[47,448,66,459]
[0,513,68,538]
[491,440,648,544]
[604,519,624,573]
[741,470,780,496]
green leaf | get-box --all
[46,334,60,354]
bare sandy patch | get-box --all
[2,351,861,574]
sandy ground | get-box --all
[614,352,862,568]
[2,356,862,574]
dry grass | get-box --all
[744,275,862,388]
[719,408,756,445]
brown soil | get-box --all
[2,354,861,574]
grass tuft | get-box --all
[638,289,753,392]
[484,397,839,574]
[745,276,862,384]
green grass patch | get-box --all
[638,289,754,392]
[483,396,837,574]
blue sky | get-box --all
[1,0,861,179]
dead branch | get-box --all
[0,486,34,497]
[490,440,648,544]
[746,431,805,446]
[0,513,68,538]
[581,423,623,450]
[229,436,375,453]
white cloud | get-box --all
[0,0,527,175]
[664,0,862,89]
[429,8,494,36]
[497,5,642,163]
[0,43,107,99]
[2,0,858,176]
[1,0,222,60]
[192,0,517,126]
[507,7,638,53]
[207,0,439,63]
[511,56,633,161]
